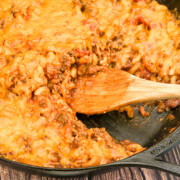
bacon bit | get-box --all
[81,19,97,31]
[75,49,90,57]
[66,119,73,138]
[90,23,96,31]
[150,23,157,29]
[150,22,163,29]
[159,23,163,28]
[146,43,153,49]
[139,106,149,117]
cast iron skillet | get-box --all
[0,0,180,177]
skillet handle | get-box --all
[119,151,180,176]
[112,127,180,176]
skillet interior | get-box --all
[78,105,180,148]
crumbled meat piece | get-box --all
[139,106,149,117]
[139,67,151,80]
[157,101,166,113]
[119,106,134,118]
[168,114,175,121]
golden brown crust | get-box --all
[0,0,179,168]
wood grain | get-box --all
[0,145,180,180]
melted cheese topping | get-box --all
[0,0,179,168]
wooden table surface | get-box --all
[0,144,179,180]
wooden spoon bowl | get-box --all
[70,69,180,114]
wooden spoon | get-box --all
[69,69,180,115]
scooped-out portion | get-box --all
[0,0,179,167]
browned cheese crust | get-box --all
[0,0,179,168]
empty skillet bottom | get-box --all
[79,105,180,148]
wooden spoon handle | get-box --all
[128,74,180,102]
[100,73,180,112]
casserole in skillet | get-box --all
[0,0,179,173]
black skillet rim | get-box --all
[0,124,179,177]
